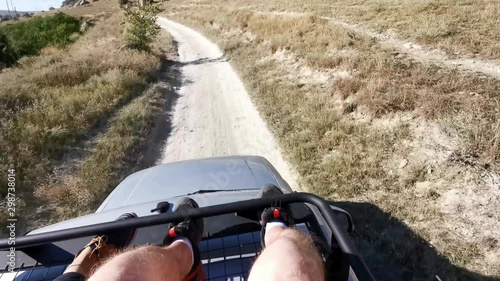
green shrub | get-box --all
[124,3,163,51]
[0,12,80,61]
[118,0,128,5]
[0,32,17,67]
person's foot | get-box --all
[84,212,138,257]
[163,197,205,281]
[258,184,294,248]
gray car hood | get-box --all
[97,156,291,212]
[30,156,291,235]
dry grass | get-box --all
[168,6,500,169]
[35,84,169,220]
[0,0,174,231]
[186,0,500,61]
[323,0,500,60]
[162,2,500,280]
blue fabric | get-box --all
[53,272,85,281]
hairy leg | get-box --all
[248,227,325,281]
[88,242,192,281]
[56,248,99,280]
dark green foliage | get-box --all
[0,12,80,66]
[0,32,17,67]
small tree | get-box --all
[123,2,163,51]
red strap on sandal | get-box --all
[183,262,206,281]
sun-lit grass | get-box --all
[35,85,169,219]
[0,0,174,231]
[196,0,500,60]
[161,1,500,279]
[0,11,157,194]
[169,6,500,169]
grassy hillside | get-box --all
[206,0,500,61]
[0,0,175,231]
[161,0,500,280]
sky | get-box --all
[0,0,62,12]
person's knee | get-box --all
[278,228,306,240]
[249,229,325,281]
[275,229,320,257]
[89,246,159,281]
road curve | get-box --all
[157,17,298,190]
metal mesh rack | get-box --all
[200,223,310,281]
[0,231,262,281]
[0,226,318,281]
[0,263,67,281]
[200,231,260,281]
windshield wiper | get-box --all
[185,189,259,196]
[186,190,227,195]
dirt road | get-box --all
[157,17,298,189]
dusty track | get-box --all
[157,17,298,189]
[254,10,500,80]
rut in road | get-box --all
[156,17,298,190]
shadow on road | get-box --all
[182,55,228,66]
[138,44,187,169]
[139,45,228,168]
[334,201,500,281]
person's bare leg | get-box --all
[54,213,139,281]
[89,197,204,281]
[62,247,101,278]
[250,184,325,281]
[249,226,325,281]
[88,242,192,281]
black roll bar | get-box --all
[0,192,375,281]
